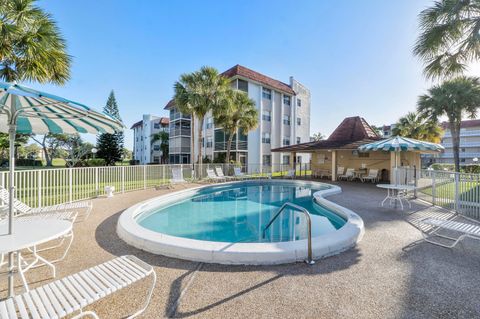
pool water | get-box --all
[138,182,346,243]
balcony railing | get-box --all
[214,140,248,151]
[169,128,191,136]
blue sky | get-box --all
[36,0,435,149]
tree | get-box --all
[151,131,169,163]
[414,0,480,80]
[392,112,442,143]
[31,133,69,166]
[213,90,258,163]
[96,91,123,165]
[0,132,29,159]
[417,76,480,172]
[174,66,230,165]
[62,135,91,167]
[0,0,70,83]
[311,132,325,141]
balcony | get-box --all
[169,146,191,154]
[439,152,480,158]
[214,140,248,151]
[443,129,480,138]
[169,128,191,137]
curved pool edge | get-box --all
[117,180,365,265]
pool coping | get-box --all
[117,180,365,265]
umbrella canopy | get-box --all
[358,136,444,153]
[0,81,123,297]
[0,82,122,134]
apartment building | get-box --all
[437,119,480,165]
[165,64,311,167]
[131,114,169,164]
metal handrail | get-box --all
[262,202,315,265]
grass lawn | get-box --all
[420,180,480,202]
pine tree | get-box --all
[97,91,124,165]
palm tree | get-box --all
[213,90,258,163]
[173,66,230,165]
[311,132,325,141]
[417,76,480,172]
[392,112,442,143]
[151,131,169,163]
[0,0,71,84]
[414,0,480,79]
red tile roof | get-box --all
[222,64,295,95]
[130,120,143,129]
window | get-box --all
[297,156,302,163]
[283,137,290,146]
[154,123,160,129]
[206,117,213,129]
[141,136,143,141]
[262,133,271,144]
[153,156,160,162]
[153,145,160,151]
[282,155,290,164]
[237,79,248,92]
[297,117,301,125]
[283,95,291,106]
[461,158,466,163]
[206,137,213,148]
[297,99,302,107]
[296,137,301,144]
[283,115,290,125]
[263,155,271,165]
[262,88,272,100]
[262,110,271,121]
[461,148,466,152]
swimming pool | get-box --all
[117,180,364,265]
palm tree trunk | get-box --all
[198,116,204,165]
[449,120,461,172]
[226,133,234,164]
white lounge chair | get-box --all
[215,167,234,181]
[170,167,187,186]
[233,167,247,180]
[0,255,156,319]
[206,168,225,182]
[420,217,480,248]
[361,169,379,183]
[338,168,355,181]
[0,187,93,220]
[285,169,295,179]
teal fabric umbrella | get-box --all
[0,81,124,296]
[358,136,444,183]
[358,136,444,153]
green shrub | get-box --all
[85,158,106,167]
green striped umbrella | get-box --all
[358,136,444,153]
[0,81,124,297]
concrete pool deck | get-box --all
[2,181,480,318]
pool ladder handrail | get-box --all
[262,202,315,265]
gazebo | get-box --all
[272,116,436,182]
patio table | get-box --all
[376,184,416,210]
[0,219,72,295]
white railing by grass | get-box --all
[395,167,480,219]
[0,163,311,208]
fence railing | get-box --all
[396,167,480,219]
[0,163,311,209]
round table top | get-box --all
[376,184,416,191]
[0,219,72,254]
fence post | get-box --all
[431,172,436,206]
[95,167,99,197]
[37,170,42,207]
[454,173,460,212]
[121,166,125,193]
[143,165,147,190]
[163,165,166,185]
[68,168,73,203]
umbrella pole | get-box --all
[7,125,16,297]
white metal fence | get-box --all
[0,163,311,208]
[396,167,480,219]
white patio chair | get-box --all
[420,217,480,248]
[338,168,355,181]
[233,167,247,180]
[0,255,156,319]
[285,169,296,179]
[0,187,93,220]
[215,167,234,181]
[169,167,187,188]
[336,167,345,177]
[361,169,379,183]
[206,168,225,182]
